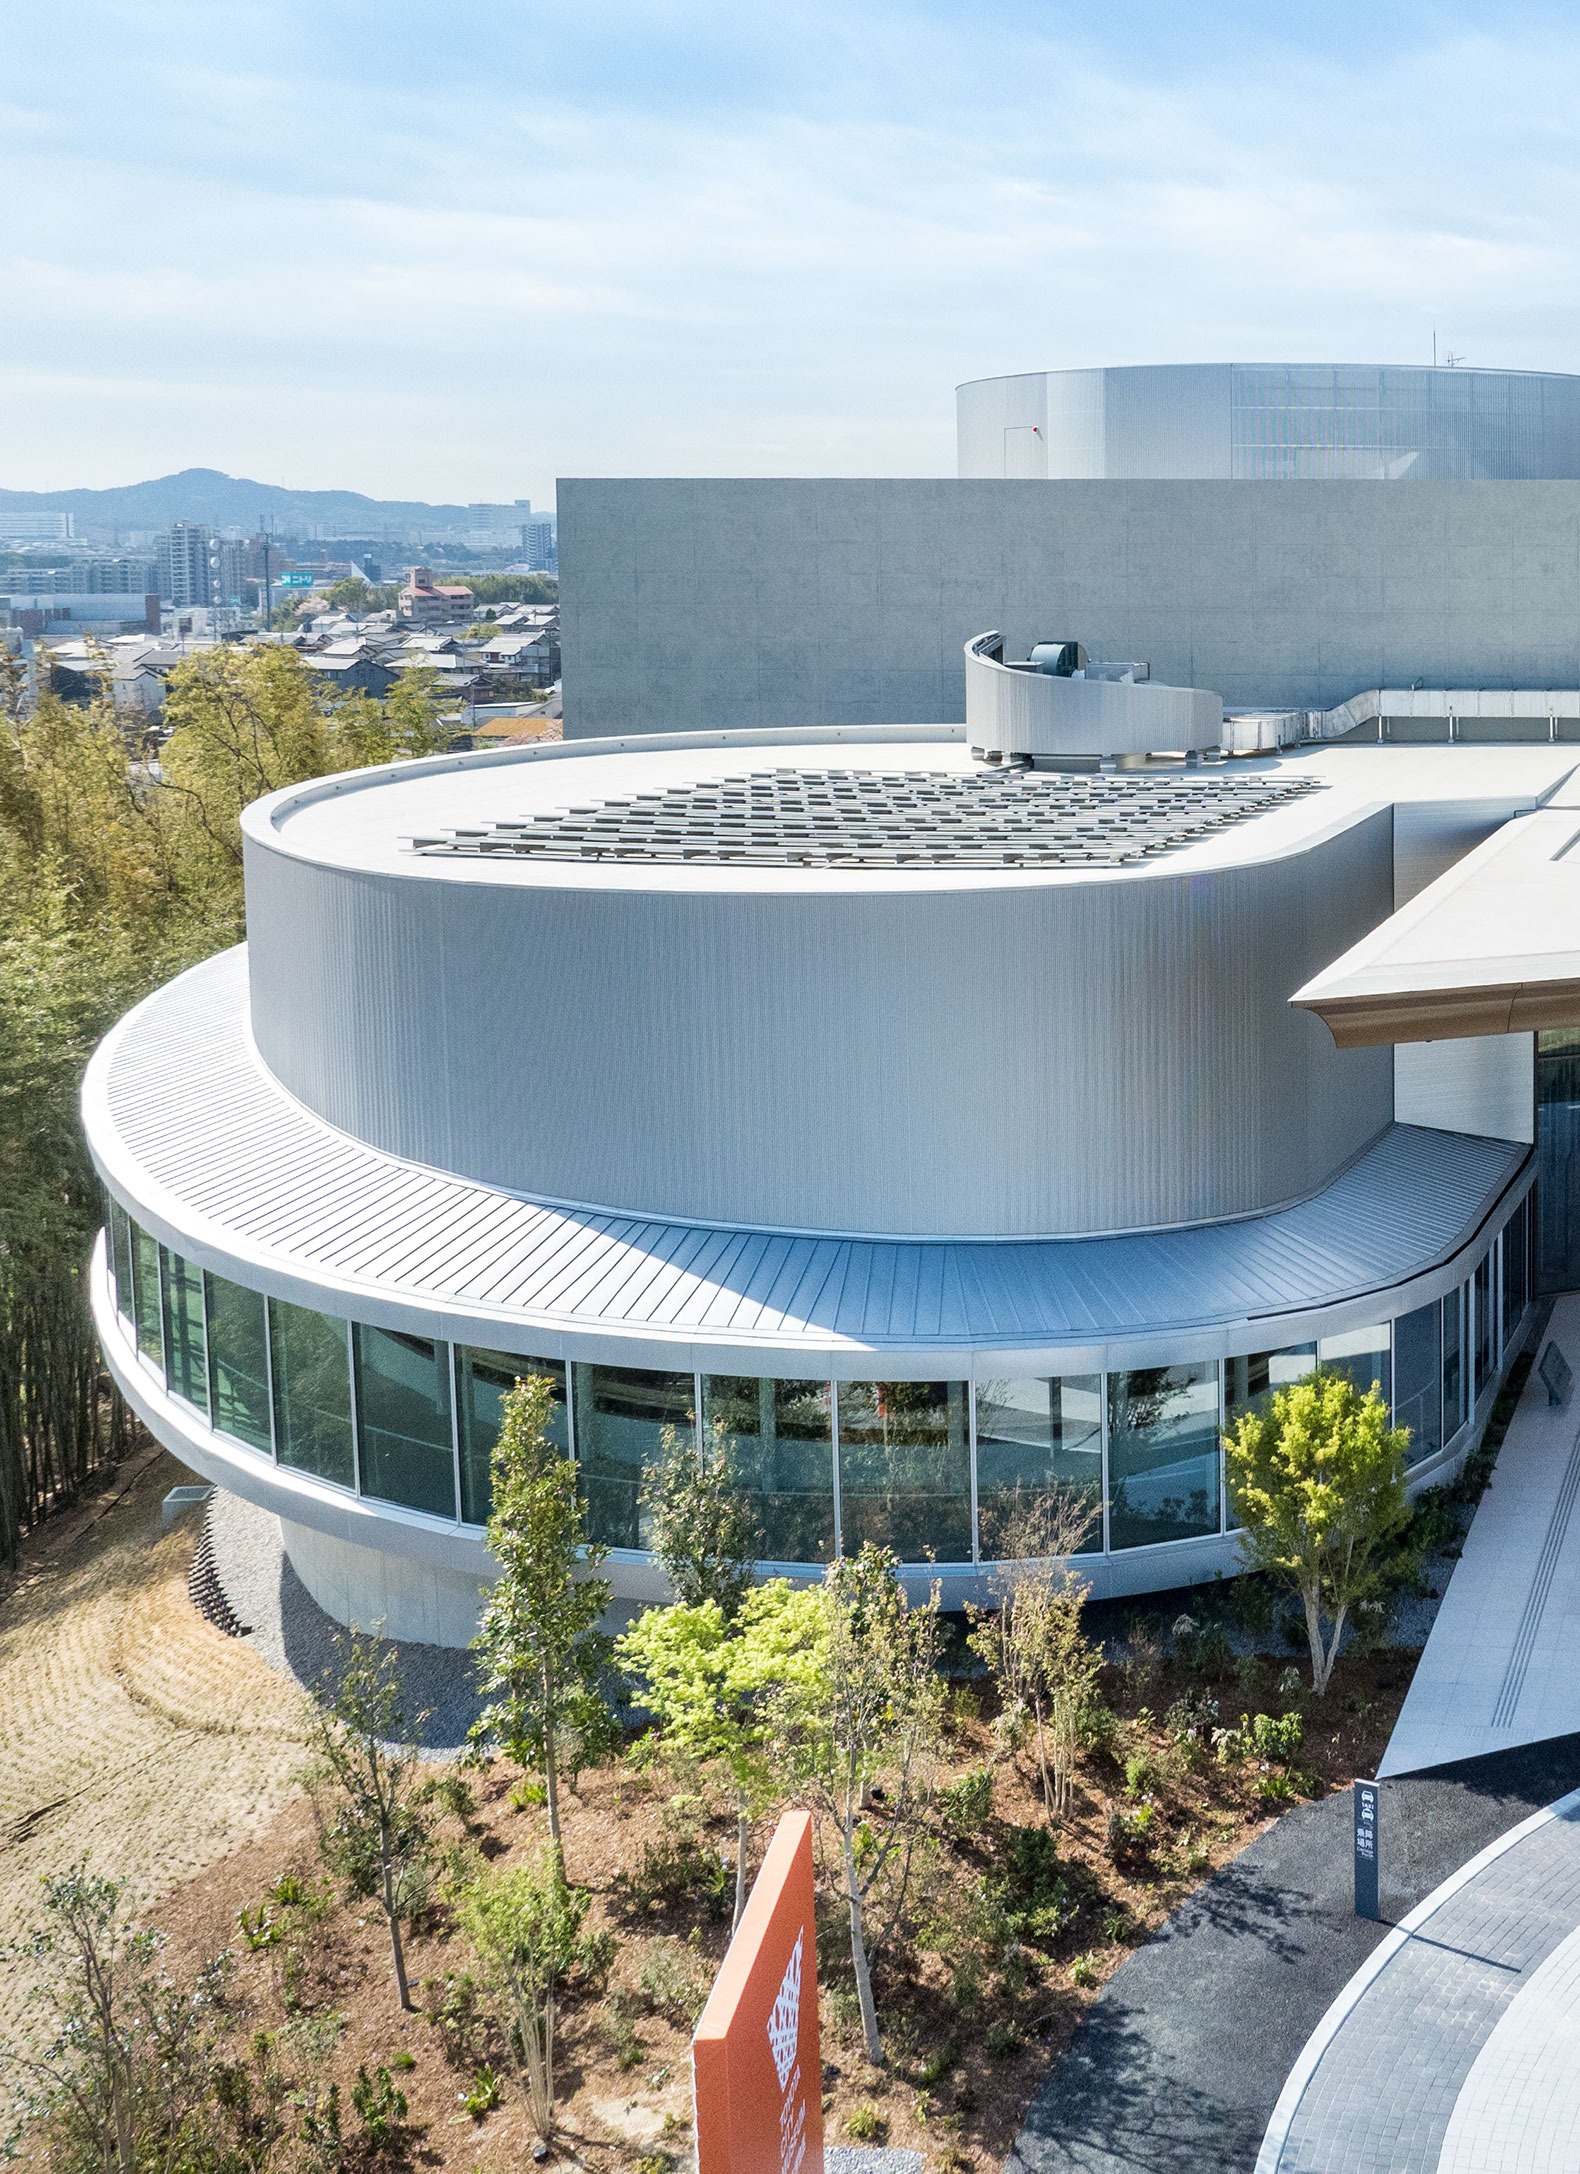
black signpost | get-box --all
[1354,1779,1380,1921]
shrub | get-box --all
[1076,1700,1119,1758]
[1191,1621,1235,1678]
[1069,1951,1098,1988]
[460,2067,499,2119]
[1218,1709,1304,1765]
[422,1969,485,2062]
[1164,1690,1219,1756]
[1123,1753,1156,1799]
[946,1683,984,1735]
[986,2019,1023,2058]
[351,2064,408,2148]
[846,2105,889,2143]
[937,1763,995,1838]
[1254,1770,1297,1807]
[992,1823,1074,1940]
[915,2043,956,2089]
[602,1988,645,2071]
[636,1932,713,2029]
[1106,1802,1158,1869]
[618,1824,733,1921]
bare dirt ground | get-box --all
[142,1642,1412,2174]
[0,1447,308,2044]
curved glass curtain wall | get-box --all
[100,1191,1532,1566]
[1229,367,1580,481]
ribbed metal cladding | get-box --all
[242,809,1395,1241]
[88,948,1526,1360]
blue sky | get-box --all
[3,1,1580,505]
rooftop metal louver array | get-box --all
[405,767,1323,870]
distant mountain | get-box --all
[0,468,533,537]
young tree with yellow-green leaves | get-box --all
[0,644,453,1561]
[616,1580,825,1928]
[467,1375,614,1861]
[1225,1369,1410,1696]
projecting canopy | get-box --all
[1293,805,1580,1046]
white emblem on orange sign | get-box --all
[767,1930,803,2090]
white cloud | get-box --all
[2,5,1580,499]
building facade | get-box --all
[399,566,476,627]
[156,521,212,607]
[957,365,1580,481]
[557,475,1580,735]
[86,721,1543,1645]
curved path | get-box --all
[1258,1791,1580,2171]
[1007,1736,1580,2174]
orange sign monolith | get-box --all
[693,1810,824,2174]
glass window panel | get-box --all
[269,1298,354,1487]
[130,1222,164,1371]
[574,1364,694,1550]
[1223,1345,1316,1530]
[1224,1346,1317,1425]
[973,1376,1102,1558]
[700,1377,835,1565]
[1503,1199,1530,1342]
[159,1249,209,1417]
[109,1203,134,1324]
[354,1326,455,1518]
[455,1348,568,1525]
[1536,1029,1580,1291]
[1391,1303,1442,1468]
[1317,1326,1392,1408]
[1442,1287,1465,1438]
[205,1272,272,1452]
[1474,1256,1494,1398]
[1107,1363,1220,1550]
[835,1381,971,1563]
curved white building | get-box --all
[85,715,1541,1642]
[958,365,1580,481]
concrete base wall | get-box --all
[559,478,1580,737]
[281,1519,491,1648]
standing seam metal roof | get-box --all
[87,948,1527,1355]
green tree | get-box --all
[463,573,558,607]
[1225,1369,1410,1696]
[305,1629,442,2011]
[374,662,452,759]
[617,1581,824,1927]
[770,1547,943,2067]
[468,1375,613,1861]
[1,1864,228,2174]
[459,1853,588,2142]
[968,1493,1102,1821]
[0,641,468,1569]
[643,1418,762,1616]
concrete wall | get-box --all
[281,1519,489,1647]
[558,478,1580,736]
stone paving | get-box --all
[1438,1920,1580,2173]
[1382,1295,1580,1777]
[1257,1794,1580,2172]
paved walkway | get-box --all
[1007,1736,1580,2174]
[1256,1791,1580,2173]
[1382,1295,1580,1777]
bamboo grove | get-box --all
[0,644,451,1561]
